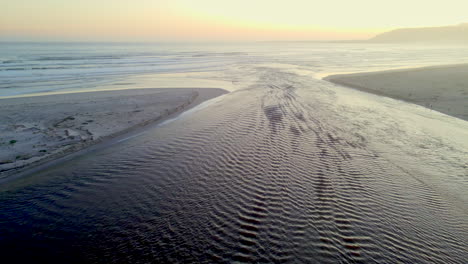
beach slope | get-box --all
[325,64,468,121]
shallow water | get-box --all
[1,63,467,263]
[2,42,468,97]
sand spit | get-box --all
[0,88,226,176]
[325,64,468,121]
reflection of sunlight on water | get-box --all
[98,72,238,92]
[0,72,237,99]
[3,42,468,98]
[320,81,468,205]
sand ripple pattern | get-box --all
[0,69,467,263]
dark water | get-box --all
[1,69,467,263]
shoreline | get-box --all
[0,88,228,180]
[325,64,468,121]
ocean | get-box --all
[1,42,468,97]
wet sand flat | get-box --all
[0,67,466,263]
[325,64,468,121]
[0,88,227,175]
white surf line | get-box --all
[157,93,228,128]
[117,93,228,143]
[117,132,147,143]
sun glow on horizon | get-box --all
[1,0,468,41]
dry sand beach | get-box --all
[0,88,226,176]
[325,64,468,121]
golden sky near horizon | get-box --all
[1,0,468,41]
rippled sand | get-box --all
[0,67,467,263]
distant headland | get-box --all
[369,23,468,43]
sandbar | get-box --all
[0,88,227,176]
[325,64,468,121]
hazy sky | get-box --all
[1,0,467,41]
